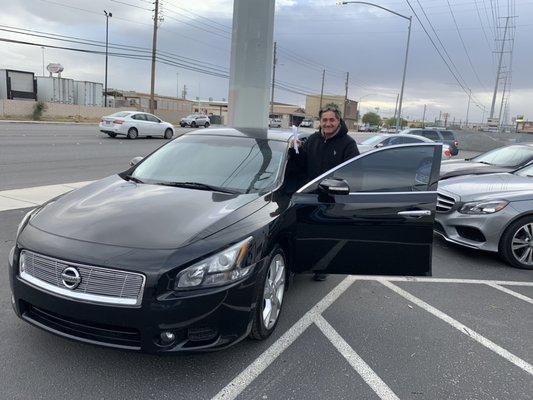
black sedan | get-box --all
[8,128,441,353]
[440,143,533,180]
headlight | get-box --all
[459,200,509,214]
[16,209,37,239]
[174,237,253,290]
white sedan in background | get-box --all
[358,133,453,159]
[99,111,175,139]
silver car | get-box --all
[435,163,533,269]
[180,114,210,128]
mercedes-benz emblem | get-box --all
[61,266,81,290]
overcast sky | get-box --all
[0,0,532,123]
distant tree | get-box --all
[362,112,381,126]
[384,117,408,128]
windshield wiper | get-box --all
[156,181,239,194]
[124,175,144,183]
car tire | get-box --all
[180,123,186,127]
[499,215,533,269]
[107,133,117,138]
[164,128,173,139]
[249,246,287,340]
[127,127,138,140]
[204,122,210,128]
[191,121,197,128]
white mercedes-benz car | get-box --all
[99,111,175,139]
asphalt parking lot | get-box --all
[1,123,532,400]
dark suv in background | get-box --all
[402,128,459,156]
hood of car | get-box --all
[29,175,265,250]
[439,160,511,179]
[438,172,533,201]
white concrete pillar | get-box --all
[227,0,275,129]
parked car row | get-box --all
[436,143,533,269]
[358,133,454,159]
[357,132,533,269]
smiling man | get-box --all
[290,105,360,281]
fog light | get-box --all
[160,331,175,344]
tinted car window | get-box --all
[472,146,533,167]
[421,130,440,141]
[132,135,286,193]
[145,114,160,123]
[402,137,424,144]
[387,136,403,145]
[299,146,436,193]
[132,114,147,121]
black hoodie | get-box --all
[290,120,359,183]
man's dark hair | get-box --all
[319,105,342,120]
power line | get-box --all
[404,0,485,109]
[446,0,489,91]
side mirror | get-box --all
[318,178,350,195]
[129,156,143,166]
[375,143,384,148]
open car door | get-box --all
[291,143,441,276]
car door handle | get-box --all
[398,210,432,218]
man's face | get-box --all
[320,111,340,136]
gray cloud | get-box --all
[0,0,531,122]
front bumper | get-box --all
[434,207,516,252]
[9,247,263,353]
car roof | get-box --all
[372,133,433,142]
[184,127,302,142]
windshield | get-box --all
[472,146,533,167]
[362,135,386,146]
[132,135,287,193]
[515,163,533,177]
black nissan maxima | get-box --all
[8,128,441,353]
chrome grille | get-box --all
[437,192,456,213]
[19,250,145,307]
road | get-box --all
[0,123,531,400]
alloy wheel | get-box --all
[262,253,286,329]
[511,223,533,267]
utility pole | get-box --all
[41,46,45,77]
[176,72,179,98]
[343,72,349,118]
[392,93,399,126]
[465,89,471,128]
[319,69,325,111]
[150,0,160,114]
[422,104,427,128]
[490,16,510,119]
[270,41,277,116]
[104,10,112,108]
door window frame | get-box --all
[296,143,441,195]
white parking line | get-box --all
[352,276,533,287]
[315,315,400,400]
[211,276,356,400]
[0,181,94,212]
[380,280,533,376]
[485,283,533,305]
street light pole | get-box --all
[337,2,411,132]
[104,10,112,108]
